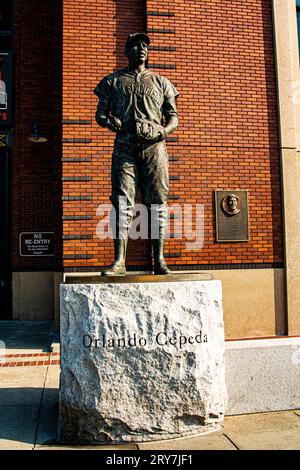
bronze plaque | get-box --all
[215,190,249,242]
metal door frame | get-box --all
[0,149,11,319]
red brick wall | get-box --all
[12,0,62,271]
[61,0,282,270]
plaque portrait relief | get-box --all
[215,190,249,242]
[221,194,241,216]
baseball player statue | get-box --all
[94,33,179,275]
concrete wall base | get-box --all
[12,272,55,320]
[225,337,300,415]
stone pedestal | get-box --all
[59,275,227,443]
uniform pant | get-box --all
[110,140,169,240]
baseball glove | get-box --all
[136,119,166,143]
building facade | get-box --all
[0,1,299,341]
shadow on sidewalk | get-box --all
[0,321,55,352]
[0,387,59,447]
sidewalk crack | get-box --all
[33,364,49,449]
[223,432,240,450]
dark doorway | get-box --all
[0,149,11,319]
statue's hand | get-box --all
[107,116,122,132]
[136,120,166,144]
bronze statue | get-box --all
[94,33,179,275]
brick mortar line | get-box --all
[3,352,60,358]
[0,352,60,367]
[1,356,60,363]
[0,360,60,367]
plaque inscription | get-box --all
[19,232,54,256]
[215,190,249,242]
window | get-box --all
[0,2,12,33]
[0,1,12,50]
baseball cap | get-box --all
[125,33,150,50]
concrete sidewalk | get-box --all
[0,321,300,450]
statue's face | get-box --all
[228,196,238,211]
[126,40,148,64]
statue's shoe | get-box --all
[102,261,126,276]
[154,261,172,275]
